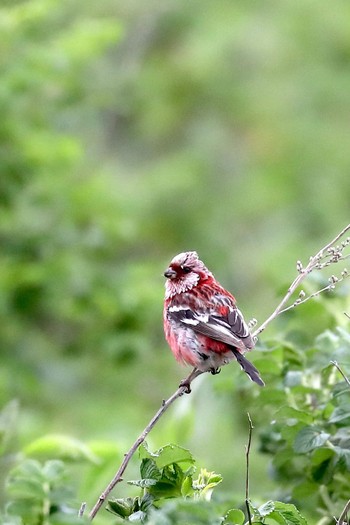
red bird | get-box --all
[163,251,264,391]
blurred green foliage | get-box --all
[245,324,350,522]
[1,0,350,523]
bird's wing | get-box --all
[167,304,254,351]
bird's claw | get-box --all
[210,367,221,375]
[179,380,192,394]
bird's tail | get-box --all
[232,349,265,386]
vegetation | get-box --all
[1,0,350,524]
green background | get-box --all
[1,0,350,521]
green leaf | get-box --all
[273,449,294,470]
[42,459,65,481]
[106,497,135,518]
[139,493,154,512]
[6,459,76,522]
[256,386,287,409]
[322,402,336,420]
[223,508,245,525]
[147,481,182,500]
[6,460,46,500]
[294,426,330,453]
[181,475,193,497]
[281,422,306,445]
[256,388,287,408]
[24,434,98,463]
[127,478,158,488]
[107,494,153,521]
[251,357,281,376]
[8,459,43,480]
[332,382,350,399]
[334,448,350,471]
[276,406,313,425]
[315,330,339,353]
[331,427,350,449]
[271,501,308,525]
[258,500,275,516]
[7,477,46,500]
[128,458,161,489]
[140,458,162,481]
[310,448,335,483]
[146,463,187,500]
[311,447,334,466]
[139,443,194,469]
[6,499,41,523]
[129,510,147,522]
[329,406,350,424]
[292,480,319,500]
[163,463,185,484]
[283,343,305,366]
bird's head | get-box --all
[164,251,212,297]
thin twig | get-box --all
[245,413,253,525]
[331,361,350,389]
[88,368,204,520]
[87,224,350,521]
[336,498,350,525]
[278,284,333,315]
[78,502,86,518]
[253,223,350,338]
[345,312,350,320]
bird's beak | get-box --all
[164,267,177,279]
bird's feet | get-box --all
[179,379,192,394]
[179,368,205,394]
[210,367,221,375]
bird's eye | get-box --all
[182,266,191,273]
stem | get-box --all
[331,361,350,389]
[253,223,350,338]
[88,368,203,520]
[78,502,86,518]
[319,485,334,516]
[245,413,253,525]
[337,498,350,525]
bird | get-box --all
[163,251,264,392]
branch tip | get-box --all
[78,502,86,518]
[253,223,350,339]
[331,360,350,389]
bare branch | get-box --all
[278,276,348,316]
[253,224,350,338]
[245,413,254,525]
[88,368,204,520]
[78,502,86,518]
[313,223,350,259]
[331,361,350,390]
[336,498,350,525]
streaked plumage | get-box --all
[163,251,264,387]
